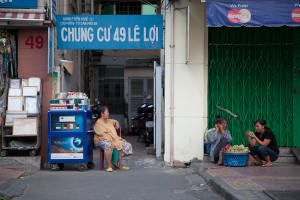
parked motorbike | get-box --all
[91,101,103,124]
[133,102,154,146]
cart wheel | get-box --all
[87,162,94,169]
[51,164,60,171]
[58,163,64,170]
[29,150,37,156]
[1,150,8,157]
[79,163,88,172]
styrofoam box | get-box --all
[8,88,22,96]
[22,79,29,87]
[7,97,23,111]
[9,79,21,89]
[28,77,41,92]
[5,111,28,126]
[13,117,38,136]
[24,97,38,114]
[23,86,38,96]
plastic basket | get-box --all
[223,152,249,167]
[204,142,211,154]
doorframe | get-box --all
[128,76,154,133]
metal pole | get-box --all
[170,1,175,165]
[155,62,162,158]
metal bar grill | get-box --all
[208,26,298,147]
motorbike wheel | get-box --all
[138,127,146,142]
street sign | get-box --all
[57,15,164,50]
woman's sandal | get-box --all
[262,163,273,167]
[120,166,130,170]
[114,165,130,170]
[106,167,113,172]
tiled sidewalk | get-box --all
[205,162,300,191]
[193,161,300,200]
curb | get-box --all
[191,162,272,200]
[0,178,26,199]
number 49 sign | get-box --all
[25,35,44,49]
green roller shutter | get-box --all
[293,34,300,147]
[208,26,300,147]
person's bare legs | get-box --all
[217,150,223,165]
[248,155,255,166]
[104,149,113,170]
[263,156,272,167]
[253,155,263,166]
[112,160,119,169]
[113,153,129,170]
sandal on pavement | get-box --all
[121,166,130,170]
[106,167,113,172]
[262,163,273,167]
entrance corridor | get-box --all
[92,135,162,170]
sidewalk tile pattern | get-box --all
[203,162,300,191]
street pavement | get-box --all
[11,164,225,200]
[0,135,299,200]
[1,136,224,200]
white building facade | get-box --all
[163,0,208,164]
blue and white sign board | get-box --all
[57,15,164,50]
[0,0,37,9]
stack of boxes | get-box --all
[5,78,41,136]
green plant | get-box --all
[0,195,7,200]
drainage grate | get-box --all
[264,190,300,200]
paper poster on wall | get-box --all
[48,28,54,73]
[52,69,60,98]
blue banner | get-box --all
[0,0,37,9]
[57,15,164,50]
[206,0,300,27]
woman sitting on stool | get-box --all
[94,105,132,172]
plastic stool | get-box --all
[99,128,122,170]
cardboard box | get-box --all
[13,118,38,136]
[7,97,23,111]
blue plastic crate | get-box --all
[204,142,211,154]
[223,152,249,167]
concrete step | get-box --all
[276,154,296,163]
[291,148,300,164]
[203,154,210,163]
[202,148,297,164]
[275,147,296,163]
[0,156,41,175]
[279,147,291,155]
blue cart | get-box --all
[48,110,94,171]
